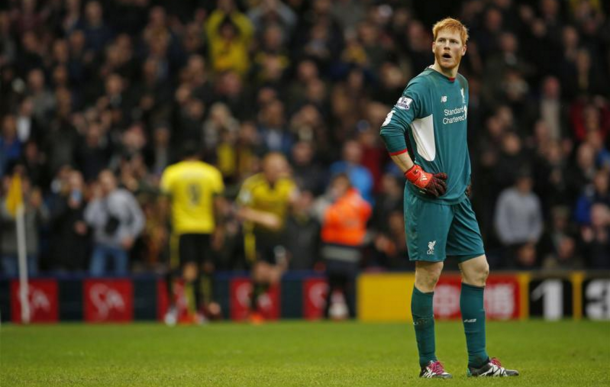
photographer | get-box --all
[85,169,144,276]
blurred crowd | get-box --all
[0,0,609,277]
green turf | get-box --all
[1,320,609,387]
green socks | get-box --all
[461,282,489,367]
[411,283,489,368]
[411,286,437,367]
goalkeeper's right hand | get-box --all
[404,165,448,198]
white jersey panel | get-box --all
[410,114,435,162]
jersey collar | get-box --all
[428,65,456,82]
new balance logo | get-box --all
[463,319,477,323]
[441,96,447,103]
[420,175,428,181]
[427,241,436,255]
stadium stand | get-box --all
[0,0,608,280]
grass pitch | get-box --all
[1,320,609,387]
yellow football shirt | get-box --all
[161,160,224,234]
[237,173,296,232]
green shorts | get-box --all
[404,190,485,263]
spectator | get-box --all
[182,55,215,106]
[0,115,22,179]
[291,140,326,195]
[45,105,79,177]
[285,190,320,270]
[81,1,114,55]
[583,130,610,170]
[567,143,599,204]
[331,0,365,33]
[371,209,410,270]
[15,97,40,144]
[13,0,44,42]
[372,62,407,106]
[74,122,113,182]
[329,140,374,204]
[580,203,610,269]
[295,0,344,72]
[493,131,530,190]
[96,73,131,128]
[0,16,16,75]
[512,242,539,270]
[494,171,544,265]
[289,104,326,144]
[356,21,387,74]
[483,32,531,106]
[575,170,610,225]
[150,124,171,176]
[248,0,297,37]
[473,7,504,60]
[257,99,293,155]
[21,140,47,188]
[61,0,83,36]
[48,169,89,272]
[370,173,403,235]
[536,77,568,141]
[214,70,252,120]
[232,121,265,181]
[287,59,320,112]
[131,58,172,126]
[205,0,254,77]
[17,31,44,77]
[540,206,582,270]
[203,102,239,155]
[84,169,144,276]
[66,30,88,84]
[26,69,56,124]
[360,103,389,189]
[330,69,368,141]
[141,7,180,82]
[370,174,408,269]
[251,25,290,89]
[403,21,434,74]
[181,22,206,57]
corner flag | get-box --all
[5,173,30,323]
[5,174,23,217]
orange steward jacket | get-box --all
[321,189,372,246]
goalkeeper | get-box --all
[379,17,519,379]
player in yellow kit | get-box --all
[160,144,224,324]
[237,152,298,322]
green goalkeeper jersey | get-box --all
[380,67,470,204]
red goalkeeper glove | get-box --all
[404,165,448,198]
